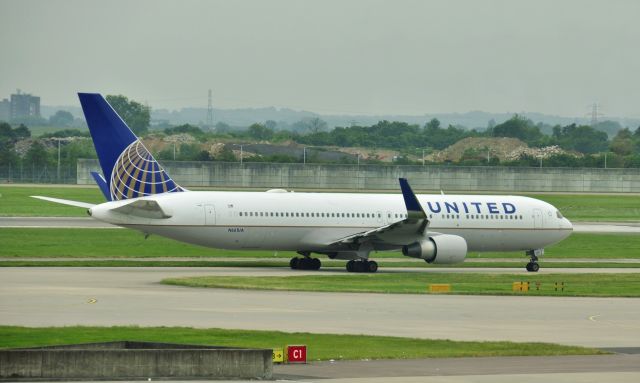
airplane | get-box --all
[33,93,573,273]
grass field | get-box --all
[162,273,640,297]
[0,186,103,216]
[0,326,601,360]
[2,185,640,221]
[1,228,638,261]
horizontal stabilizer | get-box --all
[110,199,172,219]
[31,196,95,209]
[91,171,111,201]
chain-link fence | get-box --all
[0,163,78,184]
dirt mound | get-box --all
[428,137,578,162]
[428,137,527,162]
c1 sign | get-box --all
[287,345,307,364]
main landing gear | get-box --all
[290,257,321,270]
[525,249,542,272]
[346,260,378,273]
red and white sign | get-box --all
[287,345,307,364]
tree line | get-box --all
[3,94,640,169]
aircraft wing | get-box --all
[328,178,430,246]
[31,196,95,209]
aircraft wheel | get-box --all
[290,257,299,270]
[367,260,378,273]
[346,260,355,272]
[311,258,321,270]
[526,262,540,272]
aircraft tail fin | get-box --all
[78,93,184,201]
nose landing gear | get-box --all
[525,249,543,272]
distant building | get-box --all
[0,98,9,121]
[9,89,40,120]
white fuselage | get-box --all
[90,190,573,254]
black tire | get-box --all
[530,263,540,272]
[367,260,378,273]
[346,260,355,272]
[300,257,312,270]
[290,257,299,269]
[312,258,321,270]
[525,262,532,272]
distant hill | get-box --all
[40,104,640,136]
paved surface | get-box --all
[574,221,640,234]
[3,217,640,234]
[30,373,640,383]
[274,355,640,380]
[1,267,639,348]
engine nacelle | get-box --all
[401,234,467,264]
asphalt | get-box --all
[1,267,639,348]
[1,267,639,381]
[273,355,640,380]
[3,217,640,234]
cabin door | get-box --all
[533,208,543,229]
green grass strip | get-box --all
[0,326,602,360]
[0,186,104,217]
[163,273,640,297]
[2,228,640,260]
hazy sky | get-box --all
[1,0,639,117]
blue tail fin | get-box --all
[78,93,183,201]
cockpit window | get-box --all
[556,210,563,219]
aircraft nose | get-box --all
[564,218,573,231]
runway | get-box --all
[1,267,639,348]
[273,355,640,382]
[2,217,640,233]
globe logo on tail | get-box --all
[110,140,183,200]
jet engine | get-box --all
[401,235,467,264]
